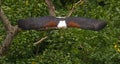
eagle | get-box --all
[17,16,107,31]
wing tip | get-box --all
[94,21,107,31]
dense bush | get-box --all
[0,0,120,64]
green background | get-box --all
[0,0,120,64]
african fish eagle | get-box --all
[17,16,107,31]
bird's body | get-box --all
[17,16,107,31]
[57,20,67,28]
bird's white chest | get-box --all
[57,20,67,28]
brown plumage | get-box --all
[65,17,107,31]
[17,16,107,31]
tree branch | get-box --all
[45,0,56,16]
[34,36,48,46]
[0,9,13,31]
[34,0,56,46]
[0,9,20,56]
[37,0,82,46]
[67,0,83,17]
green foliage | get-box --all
[0,0,120,64]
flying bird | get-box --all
[17,16,107,31]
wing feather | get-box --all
[17,16,57,30]
[65,17,107,31]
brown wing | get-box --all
[65,17,107,31]
[17,16,58,30]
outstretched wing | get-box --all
[17,16,59,30]
[65,17,107,31]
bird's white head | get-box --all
[57,20,67,28]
